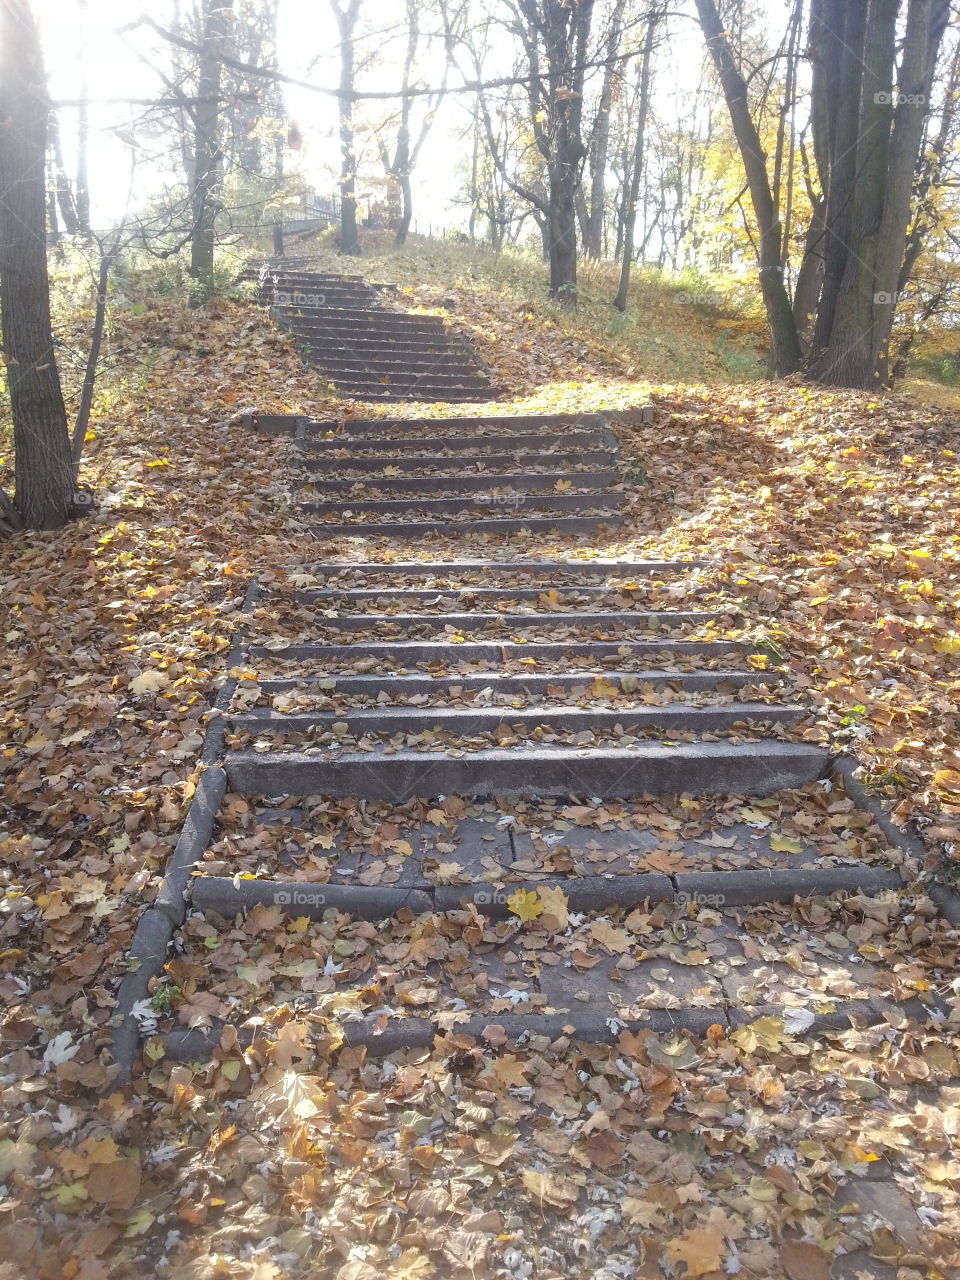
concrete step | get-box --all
[296,559,705,578]
[162,879,930,1062]
[224,739,829,799]
[304,413,606,436]
[288,580,668,602]
[292,335,459,354]
[313,371,493,393]
[296,349,481,373]
[284,321,451,342]
[300,492,623,517]
[267,608,720,633]
[297,450,616,473]
[255,668,780,698]
[298,354,484,378]
[230,702,806,736]
[303,413,604,440]
[299,429,612,455]
[276,307,446,330]
[294,470,617,496]
[247,637,748,663]
[308,514,621,536]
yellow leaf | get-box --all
[731,1016,788,1053]
[933,635,960,654]
[934,769,960,794]
[130,670,169,695]
[507,889,543,922]
[664,1212,727,1277]
[769,833,804,854]
[537,884,569,929]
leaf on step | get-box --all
[507,889,542,922]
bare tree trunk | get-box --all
[49,112,79,235]
[614,6,659,312]
[332,0,361,256]
[46,154,60,245]
[189,0,233,301]
[0,0,75,530]
[694,0,802,375]
[71,248,116,464]
[75,0,91,235]
[582,0,626,259]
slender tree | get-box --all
[0,0,76,530]
[331,0,362,255]
[614,4,661,311]
[189,0,234,300]
[694,0,803,374]
[579,0,627,260]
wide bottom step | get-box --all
[225,740,829,799]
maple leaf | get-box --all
[129,669,169,695]
[769,832,804,854]
[537,884,569,929]
[589,919,632,954]
[664,1218,727,1277]
[492,1054,529,1088]
[507,888,543,922]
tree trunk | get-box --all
[810,0,949,386]
[49,112,79,235]
[396,173,413,246]
[189,0,233,301]
[694,0,803,375]
[75,0,90,235]
[332,0,361,256]
[614,7,658,312]
[582,0,626,260]
[46,154,60,245]
[0,0,75,530]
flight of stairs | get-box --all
[117,313,933,1080]
[241,258,495,402]
[294,411,625,538]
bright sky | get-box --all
[34,0,793,236]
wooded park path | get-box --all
[114,263,958,1276]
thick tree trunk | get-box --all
[810,0,949,386]
[332,0,361,256]
[694,0,802,375]
[549,179,578,300]
[0,0,75,530]
[189,0,233,301]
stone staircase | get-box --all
[242,258,495,402]
[295,411,624,538]
[116,385,939,1081]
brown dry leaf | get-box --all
[521,1169,580,1209]
[664,1217,727,1277]
[584,1130,626,1170]
[780,1242,831,1280]
[87,1158,141,1210]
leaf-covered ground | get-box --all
[0,244,958,1277]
